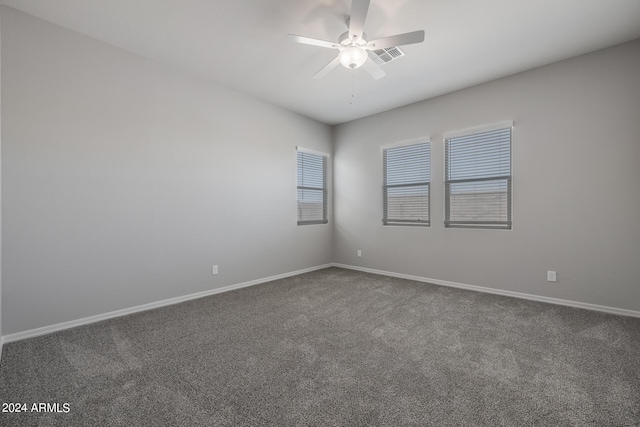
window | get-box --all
[444,123,512,229]
[382,141,431,226]
[297,148,328,225]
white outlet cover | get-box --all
[547,271,557,282]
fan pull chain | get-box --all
[350,69,355,105]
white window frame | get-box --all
[443,121,513,230]
[296,146,329,226]
[381,137,431,227]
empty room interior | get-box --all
[1,0,640,425]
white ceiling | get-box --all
[3,0,640,125]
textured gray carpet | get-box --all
[1,267,639,426]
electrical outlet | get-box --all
[547,271,557,282]
[357,250,362,257]
[212,265,219,275]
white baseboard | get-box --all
[333,263,640,318]
[5,262,638,345]
[2,264,333,344]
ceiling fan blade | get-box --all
[367,30,425,50]
[348,0,370,41]
[313,57,341,79]
[288,34,339,49]
[362,59,385,80]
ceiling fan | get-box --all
[288,0,425,80]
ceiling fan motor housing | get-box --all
[338,31,368,46]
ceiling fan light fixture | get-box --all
[338,46,368,69]
[288,0,425,79]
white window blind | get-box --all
[383,142,430,226]
[297,149,328,225]
[445,125,512,229]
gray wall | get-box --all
[1,7,333,335]
[333,39,640,312]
